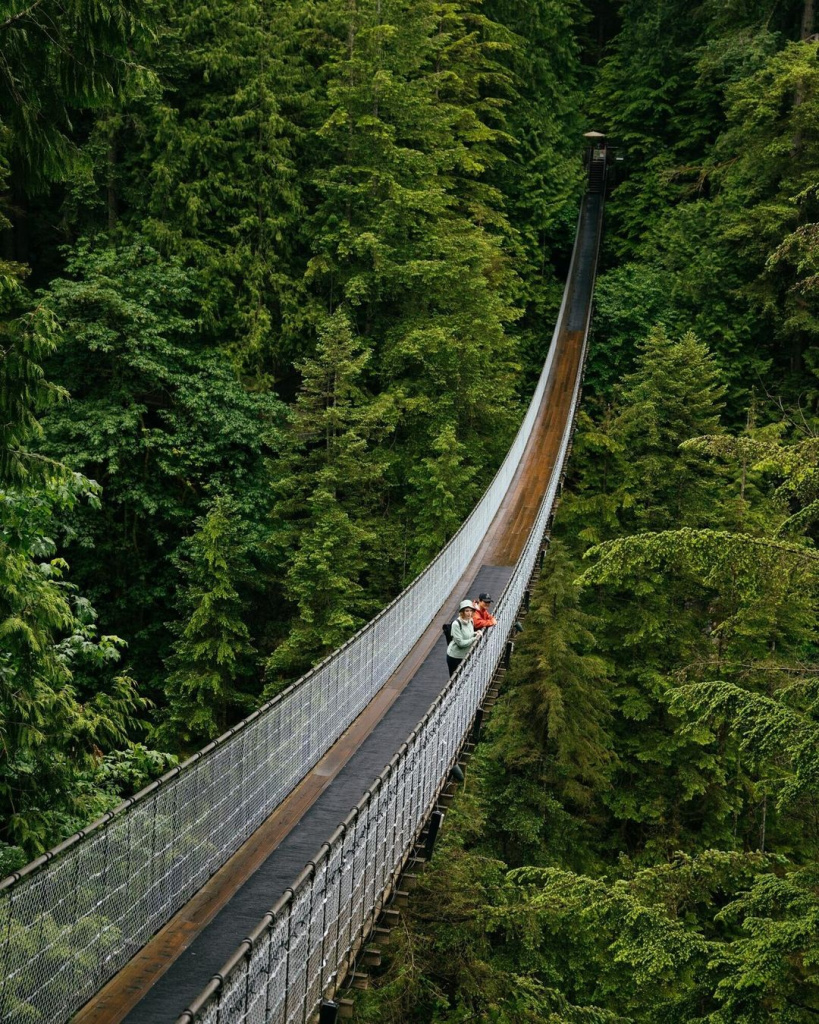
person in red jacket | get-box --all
[472,593,496,630]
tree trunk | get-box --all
[13,190,28,265]
[107,138,118,231]
[802,0,815,40]
[792,3,815,157]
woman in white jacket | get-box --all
[446,599,482,676]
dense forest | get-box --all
[352,1,819,1021]
[1,0,584,870]
[3,0,819,1017]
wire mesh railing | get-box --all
[178,188,604,1024]
[0,182,601,1024]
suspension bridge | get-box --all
[0,148,606,1024]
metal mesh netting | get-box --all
[189,393,577,1022]
[183,190,602,1024]
[1,189,601,1024]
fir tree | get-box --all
[267,309,395,680]
[404,423,477,575]
[134,0,308,373]
[159,496,256,747]
[612,326,727,532]
[481,543,613,869]
[303,0,522,512]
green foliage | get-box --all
[39,238,283,691]
[158,496,257,748]
[300,0,525,492]
[0,474,152,857]
[708,867,819,1019]
[267,309,395,679]
[672,679,819,821]
[585,3,819,410]
[131,0,308,371]
[683,433,819,539]
[564,327,727,552]
[611,327,726,531]
[0,0,154,197]
[0,266,66,485]
[479,543,613,869]
[405,423,478,575]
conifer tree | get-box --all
[0,0,152,203]
[267,309,395,679]
[303,0,521,505]
[0,268,66,485]
[612,327,726,532]
[481,542,613,869]
[404,423,477,575]
[159,496,256,747]
[483,0,586,377]
[135,0,308,372]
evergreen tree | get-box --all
[611,327,726,532]
[563,327,727,551]
[131,0,308,373]
[159,496,257,747]
[482,0,586,380]
[267,309,396,680]
[0,266,66,485]
[303,0,522,505]
[0,0,153,204]
[481,543,613,870]
[404,423,477,576]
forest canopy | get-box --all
[0,0,583,868]
[4,0,819,1018]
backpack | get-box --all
[442,621,452,644]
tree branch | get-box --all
[0,0,44,32]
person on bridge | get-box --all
[447,599,483,676]
[472,593,496,630]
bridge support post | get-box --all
[424,810,445,860]
[320,999,340,1023]
[504,641,514,669]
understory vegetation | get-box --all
[4,0,819,1017]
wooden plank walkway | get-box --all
[71,191,601,1024]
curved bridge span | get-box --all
[0,172,605,1024]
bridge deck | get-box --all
[71,192,599,1024]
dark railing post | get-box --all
[282,893,295,1024]
[424,811,445,860]
[302,866,317,1022]
[320,1000,340,1023]
[264,918,274,1018]
[243,947,251,1020]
